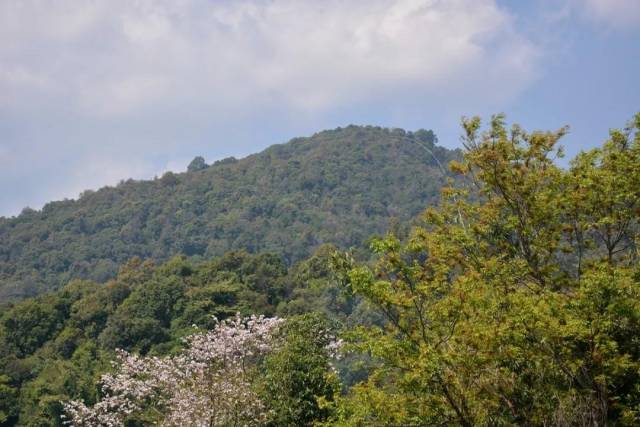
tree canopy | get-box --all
[331,113,640,425]
[0,126,455,301]
[1,114,640,426]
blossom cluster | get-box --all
[63,315,283,427]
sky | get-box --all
[0,0,639,218]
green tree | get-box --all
[332,113,640,426]
[1,296,66,357]
[262,313,340,426]
[187,156,208,172]
[0,374,18,425]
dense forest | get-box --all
[0,246,366,425]
[1,113,640,426]
[0,126,458,301]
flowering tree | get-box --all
[63,315,283,426]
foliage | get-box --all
[0,247,358,426]
[2,114,640,426]
[0,375,17,424]
[62,313,345,427]
[0,253,262,425]
[331,113,640,426]
[0,126,455,301]
[63,315,283,426]
[262,313,342,426]
[187,156,209,172]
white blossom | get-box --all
[63,314,283,427]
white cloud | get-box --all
[582,0,640,29]
[0,0,537,116]
[0,0,540,216]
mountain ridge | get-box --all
[0,125,460,301]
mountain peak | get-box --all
[0,126,458,301]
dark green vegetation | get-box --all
[0,126,456,301]
[0,248,358,426]
[262,312,341,426]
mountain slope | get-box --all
[0,125,459,300]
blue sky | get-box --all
[0,0,638,217]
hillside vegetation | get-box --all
[0,126,457,300]
[0,247,358,425]
[2,114,639,426]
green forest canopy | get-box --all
[0,113,639,425]
[0,247,357,425]
[0,126,457,301]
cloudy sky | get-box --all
[1,0,639,217]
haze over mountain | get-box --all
[0,125,458,301]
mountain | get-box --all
[0,125,460,301]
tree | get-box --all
[262,313,341,426]
[187,156,208,172]
[0,374,18,424]
[63,315,283,426]
[1,296,66,357]
[332,113,640,426]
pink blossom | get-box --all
[63,315,283,427]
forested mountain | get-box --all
[0,126,458,301]
[1,114,639,426]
